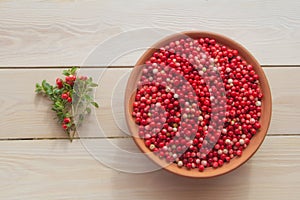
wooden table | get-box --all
[1,1,300,199]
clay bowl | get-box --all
[125,31,272,178]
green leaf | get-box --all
[62,69,70,76]
[87,77,93,83]
[86,107,91,114]
[91,101,99,108]
[63,67,77,76]
[53,88,61,95]
[70,67,77,75]
[84,94,92,101]
[42,80,51,91]
[35,83,42,93]
[89,83,98,87]
[66,123,72,128]
[79,114,84,121]
[35,83,41,89]
[55,101,62,107]
[46,89,53,95]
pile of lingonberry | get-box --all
[131,37,262,171]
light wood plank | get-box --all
[0,136,299,200]
[0,0,300,66]
[0,68,129,139]
[0,67,299,139]
[264,67,300,135]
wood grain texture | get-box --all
[0,68,130,139]
[0,136,299,200]
[0,1,298,199]
[0,0,300,66]
[0,67,299,139]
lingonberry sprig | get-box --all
[35,67,99,141]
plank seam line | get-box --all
[0,66,133,69]
[0,136,131,141]
[0,65,300,69]
[0,134,299,141]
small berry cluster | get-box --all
[35,67,99,140]
[61,91,72,102]
[132,37,262,171]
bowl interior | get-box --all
[125,31,272,178]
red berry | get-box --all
[212,162,219,168]
[198,165,205,172]
[65,75,76,85]
[62,123,68,130]
[63,118,71,124]
[232,49,239,56]
[79,76,88,80]
[67,97,72,103]
[61,93,68,99]
[236,150,242,156]
[56,78,63,89]
[186,163,192,170]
